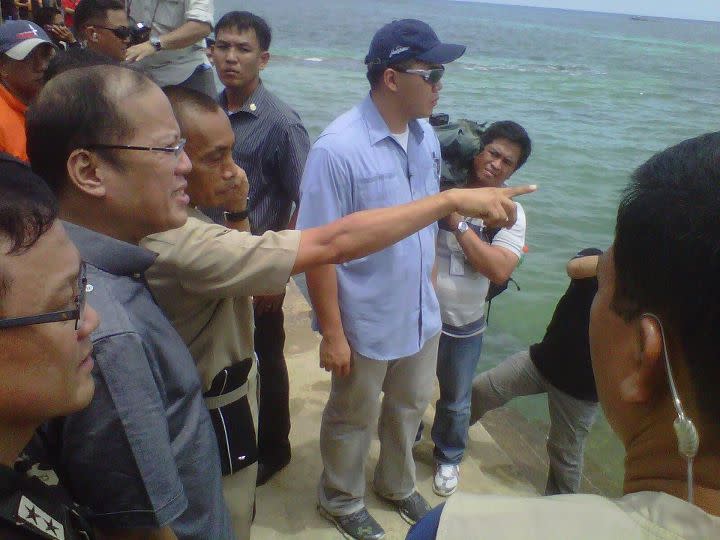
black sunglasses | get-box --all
[0,262,87,331]
[92,25,132,41]
[394,65,445,85]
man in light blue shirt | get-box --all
[297,19,465,540]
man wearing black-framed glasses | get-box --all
[0,154,99,539]
[0,261,87,330]
[25,65,233,540]
[73,0,130,62]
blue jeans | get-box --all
[431,332,484,465]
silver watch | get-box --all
[455,220,469,236]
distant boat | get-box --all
[630,16,649,21]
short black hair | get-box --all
[34,6,62,29]
[26,65,154,194]
[74,0,125,31]
[215,11,272,51]
[163,85,222,134]
[481,121,532,170]
[366,58,415,89]
[0,155,58,306]
[44,46,120,82]
[612,131,720,425]
[0,156,57,256]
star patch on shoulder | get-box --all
[17,495,65,540]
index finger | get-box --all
[501,184,537,199]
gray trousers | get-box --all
[470,349,599,495]
[319,333,440,516]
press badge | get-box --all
[448,234,465,276]
[450,252,465,276]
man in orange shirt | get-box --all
[0,20,55,162]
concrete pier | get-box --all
[252,280,536,539]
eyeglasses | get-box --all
[86,138,187,159]
[0,262,87,331]
[92,25,132,41]
[394,65,445,85]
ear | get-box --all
[66,149,107,199]
[619,315,664,404]
[383,67,400,92]
[259,50,270,70]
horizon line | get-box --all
[451,1,720,24]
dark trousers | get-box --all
[254,307,291,464]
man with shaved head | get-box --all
[140,86,536,539]
[25,65,233,540]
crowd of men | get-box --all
[0,4,718,540]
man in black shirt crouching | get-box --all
[469,248,602,495]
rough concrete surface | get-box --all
[252,280,537,539]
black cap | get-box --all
[365,19,466,69]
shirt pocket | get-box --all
[354,172,404,210]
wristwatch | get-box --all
[223,209,249,222]
[150,36,162,51]
[455,220,469,236]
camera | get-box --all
[432,114,486,187]
[129,21,151,46]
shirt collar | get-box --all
[219,80,268,118]
[0,82,27,115]
[63,221,157,276]
[188,206,214,224]
[360,93,425,146]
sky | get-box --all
[461,1,720,22]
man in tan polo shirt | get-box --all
[141,86,535,540]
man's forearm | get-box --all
[305,265,344,338]
[292,184,534,275]
[455,228,519,284]
[292,190,456,274]
[158,20,211,50]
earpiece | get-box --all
[92,33,98,41]
[643,313,699,502]
[674,416,699,459]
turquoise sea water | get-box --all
[214,0,720,492]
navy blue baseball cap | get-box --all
[365,19,466,69]
[0,21,55,61]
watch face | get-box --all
[457,221,469,233]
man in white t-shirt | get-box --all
[408,132,720,540]
[431,121,532,497]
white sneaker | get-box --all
[432,463,459,497]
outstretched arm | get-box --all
[291,184,536,275]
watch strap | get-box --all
[223,209,249,222]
